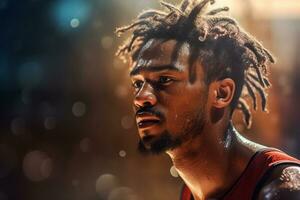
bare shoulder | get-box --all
[257,165,300,200]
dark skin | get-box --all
[129,38,300,200]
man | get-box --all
[116,0,300,199]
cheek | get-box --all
[165,104,204,137]
[157,80,207,122]
[162,91,206,130]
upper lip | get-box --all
[136,112,161,124]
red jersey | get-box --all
[180,148,300,200]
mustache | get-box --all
[135,107,165,120]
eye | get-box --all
[158,76,174,85]
[132,80,144,91]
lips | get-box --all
[136,112,161,129]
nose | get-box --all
[134,82,157,108]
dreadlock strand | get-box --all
[248,72,271,88]
[196,21,209,41]
[160,1,185,16]
[247,76,268,111]
[180,0,190,12]
[207,16,240,38]
[164,11,180,25]
[263,77,271,87]
[117,32,145,58]
[237,99,252,128]
[116,44,127,57]
[116,19,152,37]
[150,12,179,27]
[183,0,202,14]
[263,49,275,64]
[206,7,229,15]
[253,65,266,87]
[116,42,132,63]
[132,24,151,35]
[245,80,257,110]
[209,16,238,27]
[209,26,227,39]
[127,34,142,51]
[187,0,214,23]
[244,41,268,65]
[137,10,166,19]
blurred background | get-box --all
[0,0,300,199]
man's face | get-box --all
[130,39,208,154]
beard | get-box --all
[138,130,181,155]
[137,107,206,155]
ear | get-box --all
[211,78,235,109]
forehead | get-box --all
[131,39,191,72]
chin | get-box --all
[137,131,182,155]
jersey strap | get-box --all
[180,148,300,200]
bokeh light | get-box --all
[115,85,129,98]
[101,36,114,49]
[51,0,91,32]
[170,166,179,178]
[70,18,80,28]
[95,174,119,199]
[108,187,139,200]
[22,151,53,182]
[44,117,56,130]
[72,101,86,117]
[121,115,134,130]
[11,118,26,135]
[71,179,80,187]
[79,138,91,153]
[119,150,127,158]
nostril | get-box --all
[134,99,153,108]
[143,102,152,107]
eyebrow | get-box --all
[130,64,182,76]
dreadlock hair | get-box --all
[115,0,275,128]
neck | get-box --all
[166,121,259,200]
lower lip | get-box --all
[138,121,160,129]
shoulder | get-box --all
[257,165,300,200]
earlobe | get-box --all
[212,78,235,109]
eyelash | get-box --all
[158,76,173,85]
[132,76,175,91]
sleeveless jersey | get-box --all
[180,149,300,200]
